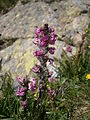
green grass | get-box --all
[0,73,20,119]
[52,25,90,120]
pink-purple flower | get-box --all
[47,87,55,98]
[34,50,44,57]
[32,64,40,73]
[40,40,47,47]
[35,28,41,34]
[28,78,36,91]
[49,39,56,45]
[66,45,72,52]
[16,76,25,85]
[48,77,55,83]
[35,27,44,37]
[40,36,48,47]
[49,47,55,54]
[40,35,49,42]
[48,71,53,77]
[34,38,39,45]
[21,100,27,109]
[16,87,27,97]
[49,89,55,98]
[49,32,56,45]
[49,58,53,64]
[39,80,43,91]
[50,27,54,33]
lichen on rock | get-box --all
[24,49,37,75]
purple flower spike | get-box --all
[16,76,28,111]
[32,24,57,98]
[66,45,72,52]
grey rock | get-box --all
[0,0,89,79]
[0,0,89,40]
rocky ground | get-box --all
[0,0,90,79]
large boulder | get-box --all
[0,0,90,39]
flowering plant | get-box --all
[16,24,57,119]
[16,76,28,110]
[31,24,57,99]
[1,24,90,120]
